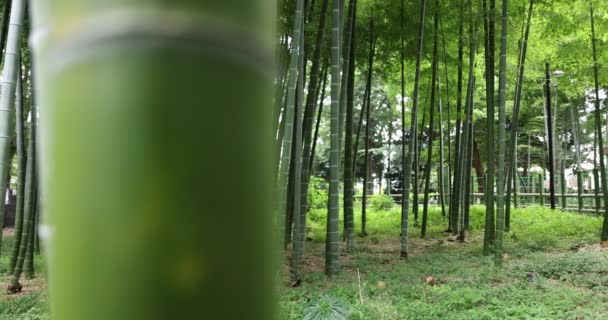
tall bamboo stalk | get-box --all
[299,0,329,248]
[401,0,427,258]
[421,0,439,239]
[9,95,39,292]
[494,0,508,267]
[290,4,306,284]
[361,21,375,237]
[0,0,23,263]
[460,0,478,238]
[505,0,533,231]
[279,0,305,249]
[326,0,342,277]
[570,106,583,213]
[482,0,496,256]
[544,63,556,210]
[589,0,608,242]
[399,0,407,253]
[343,0,357,252]
[8,66,25,274]
[29,0,276,318]
[450,0,465,233]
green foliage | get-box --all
[307,176,328,210]
[303,295,351,320]
[368,194,395,211]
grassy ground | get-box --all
[0,204,606,319]
[281,204,608,319]
[0,231,49,320]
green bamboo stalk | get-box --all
[482,0,496,256]
[8,66,25,275]
[279,0,305,249]
[494,0,508,267]
[449,0,465,233]
[594,130,600,212]
[30,1,276,318]
[8,103,37,293]
[401,0,427,258]
[540,172,545,207]
[290,5,305,284]
[438,15,452,211]
[299,0,329,238]
[590,0,608,242]
[326,0,342,277]
[0,0,23,264]
[421,0,439,239]
[343,0,357,253]
[0,0,12,68]
[352,68,370,173]
[310,66,328,174]
[338,0,355,157]
[361,21,375,237]
[399,0,407,251]
[435,8,446,220]
[505,0,533,231]
[461,0,478,236]
[570,106,583,213]
[544,63,557,210]
[24,182,38,280]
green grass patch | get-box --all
[282,205,607,319]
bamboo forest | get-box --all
[1,0,608,319]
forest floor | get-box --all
[280,205,608,320]
[0,231,48,320]
[0,205,606,319]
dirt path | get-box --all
[2,228,14,238]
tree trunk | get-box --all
[29,0,276,318]
[0,0,23,265]
[326,0,342,277]
[8,65,25,274]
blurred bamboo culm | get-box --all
[29,1,276,319]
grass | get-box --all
[282,204,608,319]
[0,232,49,320]
[0,204,606,319]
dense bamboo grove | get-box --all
[274,0,608,281]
